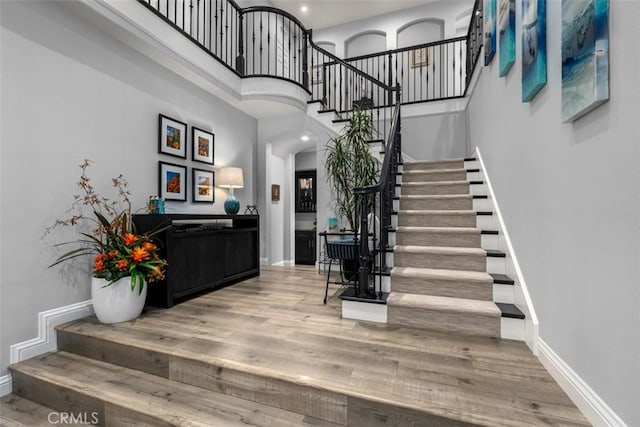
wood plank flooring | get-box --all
[8,266,589,426]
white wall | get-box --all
[467,0,640,425]
[0,0,257,376]
[345,32,387,58]
[397,19,444,48]
[295,151,317,231]
[313,0,473,58]
[268,151,286,264]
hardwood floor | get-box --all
[6,266,589,426]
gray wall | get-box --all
[397,19,444,47]
[0,1,257,375]
[345,31,386,58]
[467,0,639,424]
[402,112,468,161]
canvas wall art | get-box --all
[561,0,610,122]
[484,0,497,65]
[498,0,515,76]
[522,0,547,102]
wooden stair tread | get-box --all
[9,351,339,427]
[391,267,492,284]
[387,293,501,317]
[394,245,486,256]
[403,168,468,174]
[402,180,469,186]
[395,226,480,235]
[0,394,62,426]
[399,194,473,200]
[399,209,475,215]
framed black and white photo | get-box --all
[192,168,215,203]
[192,127,214,165]
[159,161,187,201]
[158,114,187,159]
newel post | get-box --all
[236,12,245,75]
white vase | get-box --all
[91,276,147,324]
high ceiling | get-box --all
[268,0,441,30]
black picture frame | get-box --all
[158,114,187,159]
[159,161,187,201]
[192,126,215,165]
[192,168,215,203]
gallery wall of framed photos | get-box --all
[157,113,216,204]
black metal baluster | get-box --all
[259,12,263,74]
[236,11,245,74]
[302,31,308,89]
[267,13,270,75]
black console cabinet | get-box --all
[133,214,259,308]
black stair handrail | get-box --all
[352,94,402,299]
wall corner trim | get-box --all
[537,339,628,427]
[0,374,12,397]
[9,300,94,365]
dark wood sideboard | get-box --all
[133,214,260,308]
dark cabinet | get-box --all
[295,170,316,212]
[295,230,316,265]
[133,214,259,308]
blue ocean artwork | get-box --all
[498,0,515,76]
[561,0,609,122]
[484,0,497,65]
[522,0,547,102]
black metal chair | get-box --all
[319,231,359,304]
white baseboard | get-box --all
[2,300,93,397]
[271,260,294,267]
[9,300,94,365]
[0,374,11,397]
[260,257,269,266]
[474,147,539,353]
[538,339,627,427]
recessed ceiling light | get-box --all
[300,5,308,13]
[301,135,310,141]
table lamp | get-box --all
[218,167,244,214]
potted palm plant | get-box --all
[325,106,379,232]
[47,160,167,324]
[324,107,379,281]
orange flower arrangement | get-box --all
[48,160,167,293]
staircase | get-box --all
[387,158,525,339]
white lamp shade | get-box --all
[218,167,244,188]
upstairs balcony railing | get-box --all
[138,0,482,107]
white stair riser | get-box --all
[393,199,400,211]
[469,183,486,195]
[464,160,478,169]
[476,215,496,229]
[472,198,492,211]
[391,215,398,229]
[380,275,391,293]
[466,171,482,181]
[386,252,393,267]
[388,232,396,247]
[481,234,499,250]
[501,317,525,341]
[494,284,515,304]
[486,256,506,275]
[342,300,387,323]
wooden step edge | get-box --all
[0,394,62,426]
[473,195,488,199]
[469,180,484,185]
[339,288,389,305]
[464,157,477,161]
[496,303,525,319]
[476,211,493,216]
[9,351,341,426]
[391,267,492,283]
[481,229,499,235]
[53,330,476,426]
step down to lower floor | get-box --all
[9,351,340,426]
[339,287,389,304]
